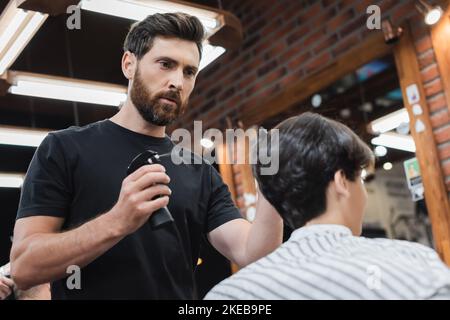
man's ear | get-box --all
[122,51,137,80]
[333,170,350,199]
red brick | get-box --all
[285,24,311,46]
[391,1,415,24]
[431,109,450,129]
[442,160,450,176]
[415,36,432,54]
[332,34,359,57]
[305,52,332,74]
[421,63,439,83]
[326,8,354,32]
[424,78,443,97]
[314,34,338,54]
[428,93,447,112]
[287,51,311,70]
[353,0,377,13]
[418,49,436,69]
[238,73,257,91]
[438,142,450,161]
[434,124,450,144]
[378,0,397,13]
[339,16,366,38]
[303,28,326,48]
[280,69,304,88]
[260,67,287,88]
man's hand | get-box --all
[0,275,14,300]
[108,163,171,235]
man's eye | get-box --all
[185,70,195,77]
[160,61,171,69]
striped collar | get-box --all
[288,224,353,242]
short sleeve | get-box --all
[16,133,72,220]
[205,166,243,233]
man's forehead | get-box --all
[147,36,200,67]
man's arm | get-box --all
[208,190,283,268]
[15,283,51,300]
[10,214,124,290]
[11,164,171,290]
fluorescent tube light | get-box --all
[0,173,25,188]
[8,72,127,107]
[0,125,49,147]
[0,1,48,75]
[371,132,416,153]
[369,108,410,134]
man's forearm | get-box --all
[244,191,283,266]
[11,212,124,290]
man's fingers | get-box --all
[132,172,170,191]
[124,164,166,183]
[139,196,170,214]
[1,276,14,287]
[137,184,172,202]
[0,284,12,299]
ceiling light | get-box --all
[416,0,443,25]
[80,0,221,32]
[199,43,226,71]
[7,71,127,106]
[371,132,416,153]
[374,145,388,157]
[0,173,24,188]
[311,94,322,108]
[369,108,410,134]
[0,1,48,75]
[0,125,49,147]
[383,162,393,171]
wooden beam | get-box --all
[216,143,237,202]
[393,23,450,265]
[17,0,79,16]
[241,32,392,126]
[430,4,450,113]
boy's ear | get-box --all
[122,51,137,80]
[333,170,350,198]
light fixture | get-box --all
[200,138,214,149]
[80,0,226,72]
[416,0,443,25]
[374,145,388,157]
[0,173,25,188]
[7,71,127,107]
[369,108,410,134]
[80,0,221,32]
[0,125,49,147]
[199,43,226,71]
[371,132,416,153]
[197,258,203,266]
[311,94,322,108]
[0,0,48,75]
[383,162,393,171]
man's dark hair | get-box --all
[123,12,205,60]
[253,112,374,229]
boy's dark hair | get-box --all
[123,12,205,60]
[253,112,374,229]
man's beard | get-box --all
[130,67,187,126]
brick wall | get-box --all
[177,0,450,194]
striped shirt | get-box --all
[205,224,450,300]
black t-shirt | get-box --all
[16,119,242,299]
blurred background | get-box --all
[1,0,450,297]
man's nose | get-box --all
[168,69,184,91]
